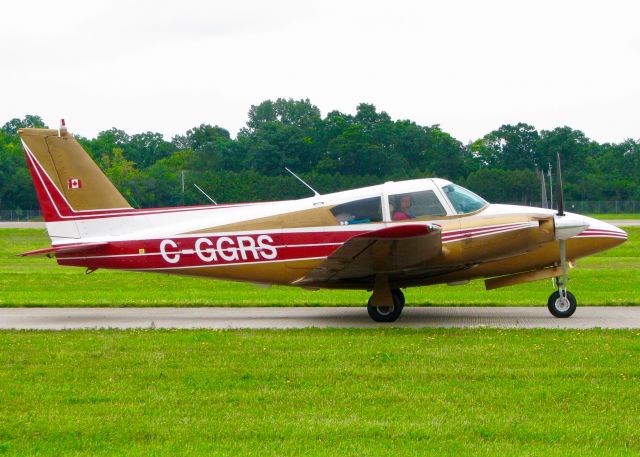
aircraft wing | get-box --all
[295,224,442,285]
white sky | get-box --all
[1,0,639,144]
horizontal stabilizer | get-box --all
[19,242,110,258]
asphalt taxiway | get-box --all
[1,306,640,330]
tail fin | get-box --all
[19,122,132,239]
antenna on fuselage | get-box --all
[539,169,548,209]
[284,167,321,197]
[556,152,565,216]
[193,183,217,205]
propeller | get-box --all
[552,152,587,301]
[556,152,564,216]
[551,153,585,239]
[555,152,568,299]
[539,169,548,209]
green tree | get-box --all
[126,132,176,168]
[173,124,234,171]
[1,115,46,135]
[245,98,321,132]
[100,147,140,206]
[239,99,323,175]
[0,130,38,210]
[320,124,389,176]
[469,123,540,170]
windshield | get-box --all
[441,184,488,214]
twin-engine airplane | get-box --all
[18,122,627,322]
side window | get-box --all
[331,197,382,225]
[389,190,446,221]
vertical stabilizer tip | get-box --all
[59,118,67,137]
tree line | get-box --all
[1,99,639,211]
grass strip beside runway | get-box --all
[0,228,638,307]
[0,328,639,456]
[586,213,640,219]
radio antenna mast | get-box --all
[285,167,320,197]
[193,183,217,204]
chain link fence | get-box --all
[0,210,44,221]
[504,201,640,214]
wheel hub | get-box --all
[377,306,394,316]
[555,296,571,312]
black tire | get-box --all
[547,290,577,318]
[391,288,405,307]
[367,289,405,323]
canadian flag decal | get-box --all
[67,178,82,189]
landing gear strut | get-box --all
[547,238,577,318]
[547,152,582,319]
[367,288,404,323]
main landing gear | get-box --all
[367,288,405,323]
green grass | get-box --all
[1,228,638,307]
[0,328,639,456]
[586,213,640,220]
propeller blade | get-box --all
[556,152,564,216]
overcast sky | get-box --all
[2,0,638,144]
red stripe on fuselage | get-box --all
[441,222,533,242]
[52,222,624,272]
[23,147,73,221]
[55,231,359,270]
[59,224,452,269]
[52,223,527,270]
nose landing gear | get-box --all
[547,289,577,318]
[547,238,577,318]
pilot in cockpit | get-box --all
[392,195,415,220]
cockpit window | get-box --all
[441,184,488,214]
[331,197,382,225]
[389,190,446,221]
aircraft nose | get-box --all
[574,216,628,247]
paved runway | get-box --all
[0,222,46,228]
[1,307,640,330]
[607,219,640,227]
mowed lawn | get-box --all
[0,227,638,307]
[587,213,640,219]
[0,328,639,456]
